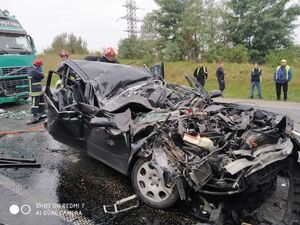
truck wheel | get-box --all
[131,158,179,209]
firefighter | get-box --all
[216,62,225,92]
[27,59,45,121]
[56,50,70,89]
[273,59,292,101]
[193,60,208,87]
[60,49,69,61]
[99,47,119,63]
[250,63,262,99]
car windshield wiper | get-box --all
[0,48,9,54]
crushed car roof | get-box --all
[65,60,155,98]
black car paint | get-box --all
[44,60,299,186]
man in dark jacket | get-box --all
[193,60,208,87]
[216,62,225,92]
[273,59,292,101]
[250,63,262,99]
[27,59,45,121]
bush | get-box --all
[203,44,249,63]
[223,45,249,63]
[265,47,300,67]
[143,54,155,67]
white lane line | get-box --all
[0,174,94,225]
[257,105,300,110]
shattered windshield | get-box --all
[0,34,33,54]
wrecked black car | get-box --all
[44,60,300,221]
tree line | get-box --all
[118,0,300,64]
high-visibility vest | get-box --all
[275,65,290,80]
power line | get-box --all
[123,0,139,38]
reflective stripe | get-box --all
[29,91,43,97]
[32,96,35,107]
[32,82,42,85]
[197,66,208,76]
[276,66,290,80]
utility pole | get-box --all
[123,0,138,38]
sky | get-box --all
[2,0,159,53]
[2,0,300,53]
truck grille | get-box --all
[0,78,29,96]
[1,66,29,76]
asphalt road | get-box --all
[0,98,299,225]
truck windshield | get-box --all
[0,34,33,54]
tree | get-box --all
[225,0,300,61]
[45,32,88,54]
[180,0,226,59]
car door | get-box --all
[86,125,131,174]
[44,68,86,149]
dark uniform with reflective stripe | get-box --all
[27,66,45,116]
[193,66,208,87]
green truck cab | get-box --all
[0,9,36,104]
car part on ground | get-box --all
[0,157,40,168]
[103,195,139,214]
[44,60,300,224]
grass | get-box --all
[37,53,300,102]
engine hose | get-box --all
[196,186,246,195]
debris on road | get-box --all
[48,148,68,153]
[0,157,40,168]
[0,110,31,120]
[103,195,139,214]
[0,124,45,136]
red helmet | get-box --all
[104,47,117,61]
[33,59,43,67]
[60,50,69,59]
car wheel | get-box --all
[131,158,179,209]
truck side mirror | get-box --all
[27,35,36,53]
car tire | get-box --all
[131,158,179,209]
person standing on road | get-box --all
[216,62,225,92]
[99,47,119,64]
[273,59,292,101]
[193,60,208,87]
[27,59,45,122]
[250,63,262,99]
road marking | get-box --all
[258,105,300,110]
[0,174,94,225]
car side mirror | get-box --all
[210,90,222,98]
[90,117,117,128]
[150,63,165,79]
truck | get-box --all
[0,9,36,104]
